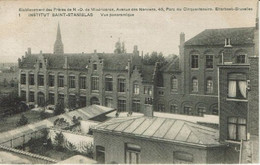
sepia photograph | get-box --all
[0,0,258,164]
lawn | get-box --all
[0,110,42,133]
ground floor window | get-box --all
[69,95,76,109]
[96,146,105,164]
[48,93,55,105]
[29,91,34,102]
[132,100,140,112]
[184,106,192,115]
[21,90,26,101]
[228,117,247,141]
[170,104,178,114]
[90,97,100,105]
[58,94,64,105]
[157,104,165,112]
[79,96,86,108]
[105,97,113,108]
[125,143,141,164]
[197,107,206,116]
[118,99,126,112]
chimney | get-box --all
[133,45,139,55]
[144,104,153,117]
[28,48,31,55]
[180,32,185,45]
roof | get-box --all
[93,116,220,147]
[98,53,131,70]
[185,27,255,46]
[0,151,31,164]
[159,57,180,72]
[58,155,97,164]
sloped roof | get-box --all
[93,116,220,146]
[160,57,180,72]
[98,53,132,71]
[185,27,255,46]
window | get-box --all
[49,75,54,87]
[145,98,153,105]
[38,75,44,86]
[29,91,34,102]
[206,78,213,93]
[157,73,164,87]
[192,78,198,92]
[49,93,55,105]
[39,63,43,68]
[173,151,193,164]
[170,104,178,114]
[69,95,76,108]
[225,38,231,47]
[197,107,206,116]
[206,55,213,69]
[212,108,218,115]
[237,55,246,64]
[191,55,199,68]
[96,146,105,164]
[58,94,64,105]
[79,96,86,108]
[157,104,165,112]
[158,91,164,96]
[79,76,86,89]
[21,74,26,85]
[91,76,99,91]
[105,76,113,91]
[118,78,126,92]
[132,100,140,112]
[118,99,126,112]
[144,86,152,95]
[228,73,247,99]
[184,106,192,115]
[228,117,247,141]
[91,97,100,105]
[125,143,140,164]
[29,74,34,85]
[69,76,75,88]
[133,83,139,94]
[58,75,64,87]
[105,98,113,108]
[21,90,26,101]
[171,76,178,91]
[93,64,97,70]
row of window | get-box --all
[96,144,194,164]
[21,74,153,95]
[156,104,218,116]
[191,77,213,93]
[191,54,246,69]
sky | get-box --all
[0,0,258,63]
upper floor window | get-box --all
[118,78,126,92]
[49,93,55,105]
[69,75,75,88]
[192,77,198,93]
[206,77,213,94]
[49,75,55,87]
[93,64,97,71]
[105,76,113,91]
[206,55,213,69]
[237,55,246,64]
[228,73,247,99]
[225,38,231,47]
[157,104,165,112]
[145,97,153,105]
[133,83,139,94]
[38,75,44,86]
[58,75,64,87]
[125,143,141,164]
[228,117,247,141]
[91,76,99,91]
[158,90,164,96]
[144,86,152,95]
[79,76,86,89]
[171,76,178,91]
[191,55,199,69]
[29,74,34,85]
[39,63,43,68]
[21,73,26,85]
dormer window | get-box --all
[224,38,232,47]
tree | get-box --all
[54,99,65,115]
[54,132,64,151]
[143,51,167,65]
[16,114,28,126]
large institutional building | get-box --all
[18,23,258,118]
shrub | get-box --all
[16,114,28,126]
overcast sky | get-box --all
[0,0,258,63]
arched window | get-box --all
[171,76,178,91]
[192,77,198,93]
[91,97,100,105]
[206,77,213,94]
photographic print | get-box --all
[0,0,258,164]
